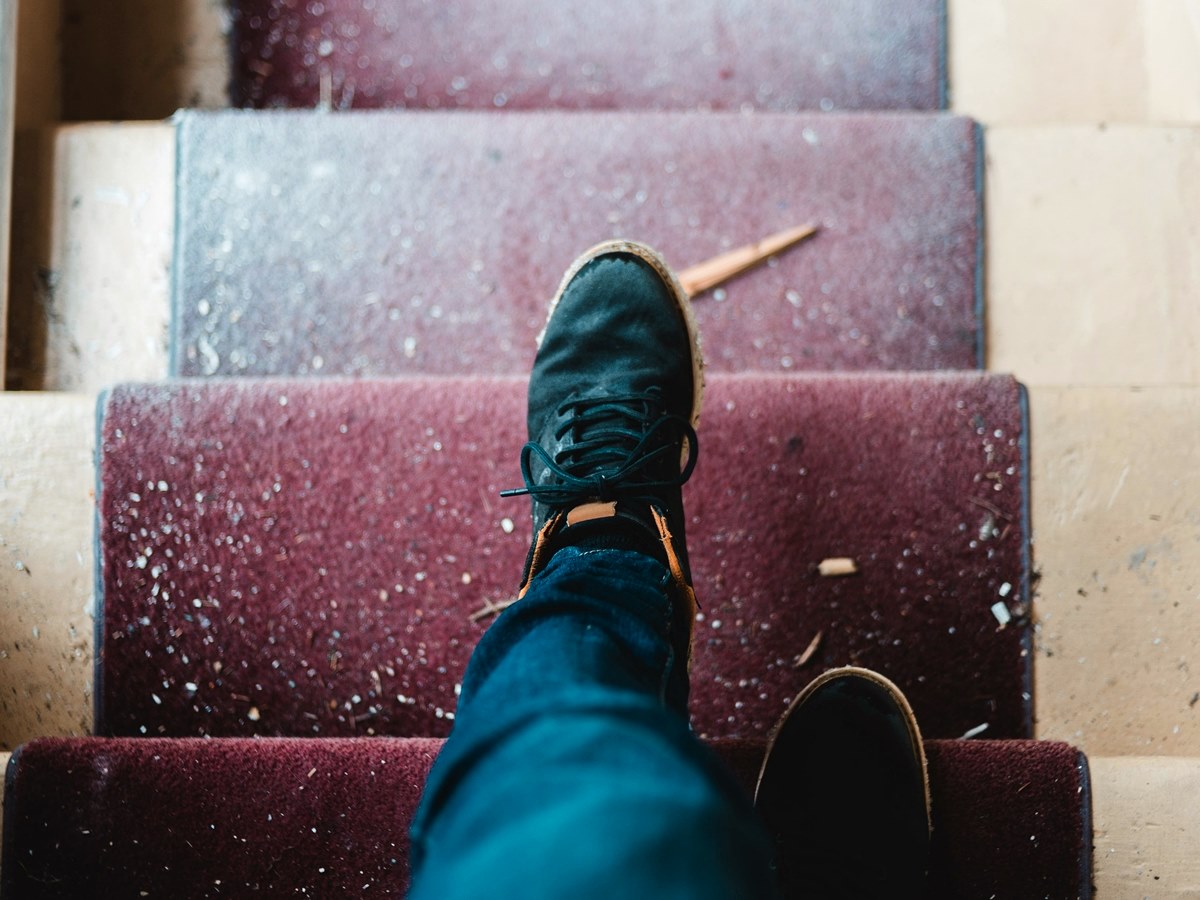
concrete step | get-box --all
[1029,385,1200,756]
[29,1,1200,128]
[2,736,1090,899]
[4,387,1196,755]
[5,750,1197,896]
[986,125,1200,385]
[5,123,172,392]
[12,122,1200,391]
[6,744,1194,896]
[949,0,1200,125]
[96,373,1030,741]
[0,394,94,751]
[1091,755,1200,898]
[229,0,947,113]
[171,109,983,378]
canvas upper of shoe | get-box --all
[502,241,703,608]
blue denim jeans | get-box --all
[408,547,777,899]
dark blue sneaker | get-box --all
[502,240,704,641]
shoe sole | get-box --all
[755,665,933,834]
[538,239,706,432]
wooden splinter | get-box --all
[678,224,818,297]
[818,557,859,577]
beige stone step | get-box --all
[0,394,94,751]
[9,122,1200,390]
[0,746,1195,896]
[37,0,1200,129]
[1093,756,1200,898]
[2,387,1197,761]
[7,123,172,391]
[986,125,1200,385]
[950,0,1200,125]
[1030,385,1200,757]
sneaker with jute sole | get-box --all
[754,666,932,898]
[501,239,703,637]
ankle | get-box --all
[553,513,668,568]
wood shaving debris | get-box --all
[960,722,989,739]
[470,597,516,623]
[818,557,858,577]
[792,631,823,668]
[967,496,1011,521]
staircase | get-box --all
[4,1,1200,897]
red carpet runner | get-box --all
[229,0,947,112]
[172,111,983,378]
[2,737,1091,899]
[96,374,1031,741]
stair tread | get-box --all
[230,0,947,112]
[96,374,1031,741]
[172,110,983,377]
[2,736,1089,899]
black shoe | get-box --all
[754,667,932,899]
[502,239,703,618]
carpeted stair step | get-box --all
[96,374,1031,742]
[172,110,983,378]
[1,736,1091,899]
[230,0,948,113]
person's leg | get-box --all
[408,546,776,899]
[407,242,775,898]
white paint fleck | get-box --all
[197,337,220,375]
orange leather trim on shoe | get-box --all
[649,506,698,666]
[565,501,619,526]
[517,512,566,600]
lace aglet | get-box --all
[499,488,530,498]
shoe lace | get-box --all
[500,390,698,508]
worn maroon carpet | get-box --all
[171,111,983,378]
[96,374,1031,741]
[229,0,947,112]
[2,737,1090,899]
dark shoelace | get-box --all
[500,391,698,508]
